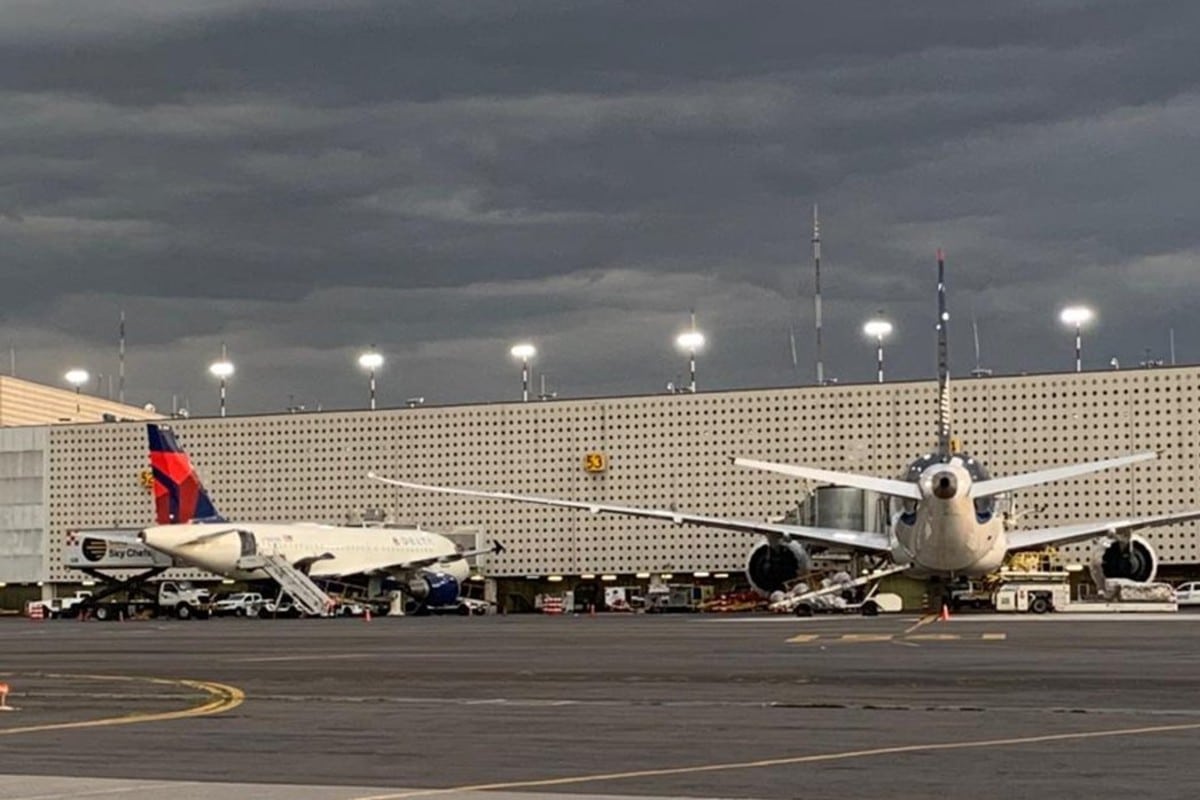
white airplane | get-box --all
[373,251,1200,595]
[134,423,502,610]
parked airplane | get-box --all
[372,251,1200,595]
[138,423,502,611]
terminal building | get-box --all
[1,366,1198,609]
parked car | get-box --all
[334,601,369,617]
[29,591,92,619]
[211,592,265,617]
[261,598,302,617]
[456,597,493,616]
[420,596,493,616]
[1175,582,1200,607]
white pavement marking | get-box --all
[230,653,398,663]
[0,775,759,800]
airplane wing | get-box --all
[383,541,507,572]
[970,453,1157,498]
[1006,509,1200,551]
[368,474,893,554]
[731,458,922,500]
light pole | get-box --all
[862,317,893,383]
[510,343,536,402]
[208,345,235,418]
[64,368,89,414]
[358,348,384,410]
[1059,306,1094,373]
[675,313,705,393]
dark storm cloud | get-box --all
[0,1,1197,414]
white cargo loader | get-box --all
[770,565,909,616]
[1066,578,1178,613]
[991,570,1178,613]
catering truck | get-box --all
[59,529,213,620]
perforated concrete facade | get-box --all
[37,366,1200,583]
[0,427,48,584]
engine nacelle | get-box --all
[407,571,461,607]
[745,539,811,595]
[1090,534,1158,588]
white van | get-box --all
[1175,582,1200,607]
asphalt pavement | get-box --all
[2,611,1199,799]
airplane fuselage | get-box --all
[887,457,1007,578]
[140,522,470,584]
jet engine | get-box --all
[745,539,811,595]
[1090,534,1158,587]
[406,571,461,607]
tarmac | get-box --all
[2,611,1200,799]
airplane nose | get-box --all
[932,471,957,499]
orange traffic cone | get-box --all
[363,607,372,622]
[0,682,13,711]
[939,603,951,622]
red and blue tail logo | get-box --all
[147,424,223,524]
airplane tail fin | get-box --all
[147,423,223,524]
[935,249,952,459]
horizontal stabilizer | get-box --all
[732,458,922,500]
[368,474,893,554]
[970,452,1157,498]
[1007,509,1200,551]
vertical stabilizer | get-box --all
[147,424,222,523]
[936,250,952,458]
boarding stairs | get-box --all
[236,553,333,617]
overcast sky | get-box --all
[1,1,1196,415]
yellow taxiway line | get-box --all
[353,719,1200,799]
[0,673,244,736]
[787,632,1006,644]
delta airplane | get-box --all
[135,423,502,609]
[373,251,1200,595]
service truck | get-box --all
[84,581,211,620]
[992,578,1070,613]
[29,591,93,619]
[60,529,212,620]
